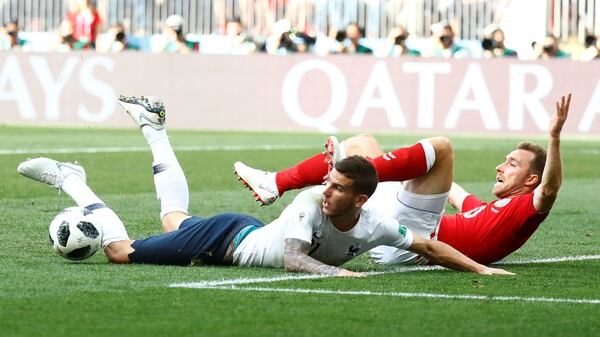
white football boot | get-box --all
[233,161,279,206]
[17,157,86,189]
[323,136,345,179]
[117,95,166,130]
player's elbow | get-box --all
[420,241,438,261]
[539,186,560,199]
[408,240,436,262]
[537,186,560,206]
[534,189,559,213]
[282,253,300,272]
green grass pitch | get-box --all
[0,125,599,337]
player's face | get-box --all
[321,169,359,217]
[493,149,537,198]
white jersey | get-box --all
[365,181,448,265]
[233,185,414,268]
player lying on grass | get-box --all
[17,95,512,276]
[234,94,572,266]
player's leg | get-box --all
[17,157,133,263]
[233,136,341,205]
[400,136,453,195]
[233,135,374,205]
[234,134,435,205]
[342,135,452,194]
[340,134,384,157]
[117,95,191,233]
[103,240,134,263]
[126,213,264,266]
[367,137,453,265]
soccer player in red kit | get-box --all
[234,94,571,265]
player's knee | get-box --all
[104,241,132,264]
[161,212,191,233]
[428,136,453,164]
[344,134,382,157]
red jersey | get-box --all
[437,193,548,265]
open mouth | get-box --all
[496,176,504,183]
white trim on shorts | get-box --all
[396,185,449,216]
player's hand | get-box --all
[550,93,571,138]
[336,269,366,277]
[478,266,515,276]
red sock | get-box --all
[371,143,429,182]
[275,153,328,194]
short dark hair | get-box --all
[334,155,378,197]
[517,141,547,179]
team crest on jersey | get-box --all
[345,244,361,259]
[494,198,512,208]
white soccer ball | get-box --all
[49,207,103,261]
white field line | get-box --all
[197,286,600,305]
[169,255,600,305]
[0,144,316,155]
[168,265,443,289]
[499,254,600,265]
[169,254,600,289]
[2,143,599,156]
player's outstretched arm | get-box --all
[408,234,514,275]
[283,238,364,277]
[533,93,571,213]
[448,182,470,211]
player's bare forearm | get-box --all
[409,235,514,275]
[539,136,562,196]
[283,238,342,275]
[448,182,470,210]
[535,94,571,212]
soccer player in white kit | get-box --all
[17,95,512,277]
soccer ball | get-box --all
[49,207,103,261]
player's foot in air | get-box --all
[17,157,86,189]
[117,95,166,130]
[233,161,279,206]
[323,136,344,180]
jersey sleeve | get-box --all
[281,188,323,244]
[461,194,486,212]
[518,192,542,215]
[380,217,414,250]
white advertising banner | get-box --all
[0,52,599,135]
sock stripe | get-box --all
[153,163,169,174]
[83,203,107,215]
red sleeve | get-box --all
[516,193,544,217]
[461,194,485,213]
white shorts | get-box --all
[366,182,448,265]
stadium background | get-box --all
[1,1,599,337]
[1,0,600,135]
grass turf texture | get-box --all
[1,126,599,337]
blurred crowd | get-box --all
[1,1,599,61]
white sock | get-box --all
[142,126,189,218]
[60,175,129,247]
[93,207,130,248]
[61,174,103,207]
